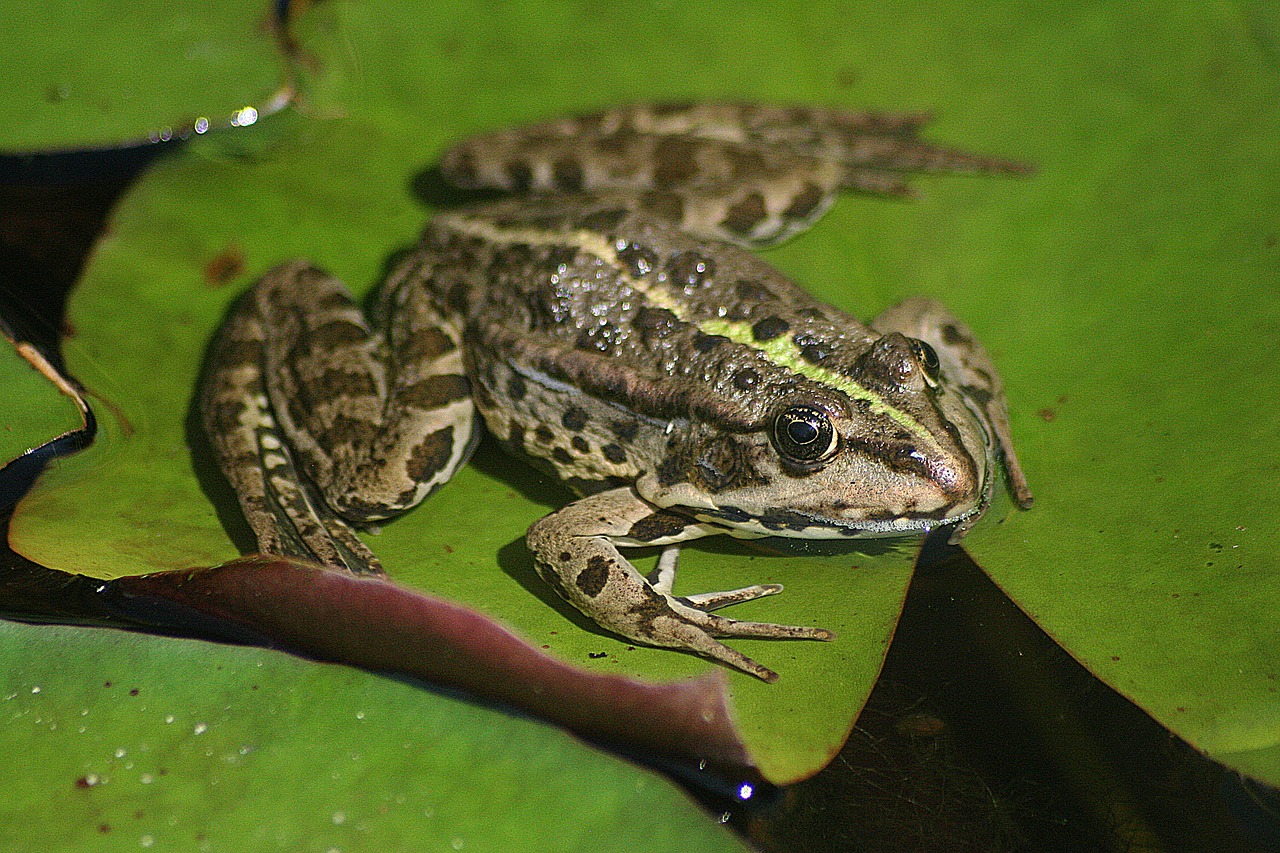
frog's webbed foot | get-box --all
[527,488,832,683]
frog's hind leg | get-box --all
[201,287,384,574]
[201,257,480,574]
[439,102,1030,247]
[526,488,831,682]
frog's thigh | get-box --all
[526,487,831,682]
[255,259,479,521]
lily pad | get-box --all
[8,0,1280,794]
[2,0,290,154]
[0,619,747,851]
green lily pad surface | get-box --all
[0,620,746,852]
[8,0,1280,796]
[2,0,287,153]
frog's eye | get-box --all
[910,339,941,386]
[772,405,838,464]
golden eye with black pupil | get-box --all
[911,339,941,385]
[772,405,837,464]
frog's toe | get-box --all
[654,607,833,682]
[681,583,783,612]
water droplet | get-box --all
[31,686,41,694]
[194,117,210,134]
[193,723,208,735]
[115,748,127,759]
[140,774,154,784]
[164,715,174,724]
[332,811,346,825]
[140,834,154,848]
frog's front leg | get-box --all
[526,487,832,682]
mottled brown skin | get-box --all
[201,103,1032,680]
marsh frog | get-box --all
[201,103,1032,681]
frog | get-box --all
[201,103,1032,682]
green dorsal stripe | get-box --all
[441,215,936,446]
[696,318,933,444]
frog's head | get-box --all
[637,332,996,540]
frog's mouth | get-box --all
[690,501,982,540]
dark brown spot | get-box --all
[406,427,454,482]
[602,443,627,464]
[650,101,694,116]
[627,511,692,543]
[733,279,773,303]
[942,323,965,345]
[507,423,526,451]
[579,207,629,232]
[552,157,584,192]
[610,419,639,442]
[962,384,994,406]
[594,131,635,155]
[752,316,790,341]
[562,406,589,432]
[666,251,716,290]
[697,506,751,524]
[571,435,590,453]
[721,192,767,237]
[726,147,769,180]
[308,368,378,400]
[758,509,817,532]
[693,332,726,353]
[616,242,658,278]
[732,368,759,390]
[506,374,527,401]
[575,555,611,597]
[563,474,631,495]
[640,190,685,223]
[793,332,833,365]
[311,319,368,347]
[471,380,495,410]
[402,375,470,409]
[204,246,245,286]
[215,338,262,368]
[546,243,579,270]
[505,159,533,191]
[533,424,556,444]
[402,326,457,361]
[634,306,679,341]
[552,447,574,465]
[783,183,826,221]
[558,551,572,563]
[653,137,698,188]
[318,414,379,459]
